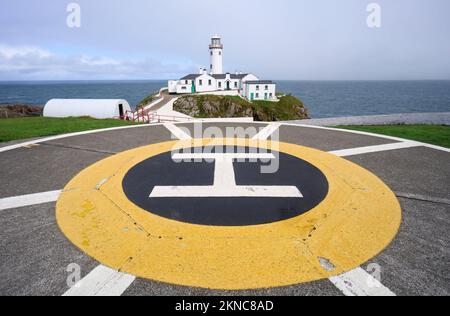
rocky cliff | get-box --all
[173,95,309,121]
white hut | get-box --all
[43,99,131,119]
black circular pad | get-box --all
[123,146,329,226]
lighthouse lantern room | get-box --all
[209,35,223,75]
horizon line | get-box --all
[1,79,450,83]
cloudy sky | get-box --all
[0,0,449,81]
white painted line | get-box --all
[396,192,450,205]
[285,122,450,153]
[329,141,420,157]
[329,267,396,296]
[286,123,416,143]
[252,123,281,140]
[1,120,448,155]
[163,123,192,140]
[421,143,450,153]
[63,265,136,297]
[151,152,302,198]
[172,153,275,161]
[150,185,303,198]
[0,124,148,154]
[0,190,62,211]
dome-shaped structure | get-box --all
[43,99,131,119]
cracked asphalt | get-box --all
[0,122,448,296]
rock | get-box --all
[0,104,43,118]
[173,94,310,121]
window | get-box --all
[185,80,189,84]
[256,85,260,91]
[210,64,213,70]
[208,80,212,86]
[256,93,259,98]
[181,86,187,90]
[269,93,273,98]
[234,82,238,88]
[199,80,203,86]
[265,85,269,90]
[211,51,213,56]
[219,51,222,56]
[219,82,222,88]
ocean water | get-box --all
[0,80,449,119]
[278,80,450,118]
[0,80,166,109]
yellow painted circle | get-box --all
[56,139,401,290]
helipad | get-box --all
[0,122,448,296]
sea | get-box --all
[0,80,449,119]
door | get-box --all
[250,93,254,101]
[226,81,230,91]
[264,93,268,100]
[118,104,124,119]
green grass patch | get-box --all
[137,91,160,109]
[336,125,450,148]
[253,95,309,121]
[0,116,135,143]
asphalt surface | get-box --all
[290,112,450,126]
[0,122,448,296]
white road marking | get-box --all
[1,121,440,296]
[172,153,275,161]
[0,190,62,211]
[252,123,281,140]
[287,123,450,153]
[150,152,303,198]
[0,124,147,154]
[396,192,450,205]
[163,123,192,140]
[150,185,303,198]
[63,265,136,297]
[329,141,420,157]
[329,267,396,296]
[1,121,448,154]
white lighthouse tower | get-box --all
[209,35,223,75]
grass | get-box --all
[136,93,157,109]
[336,125,450,148]
[253,95,309,121]
[0,116,135,143]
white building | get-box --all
[168,36,277,101]
[43,99,131,119]
[242,81,277,101]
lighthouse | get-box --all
[168,36,277,100]
[209,35,223,75]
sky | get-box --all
[0,0,449,81]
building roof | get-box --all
[245,80,275,85]
[212,73,249,80]
[180,73,252,80]
[180,74,201,80]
